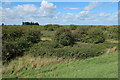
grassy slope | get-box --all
[3,53,118,78]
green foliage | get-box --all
[105,27,118,40]
[2,53,118,78]
[26,41,116,59]
[2,26,41,63]
[22,22,39,25]
[69,24,77,30]
[47,27,54,31]
[23,28,41,43]
[2,25,119,64]
[73,27,105,43]
[86,28,105,43]
[53,44,106,59]
[54,28,75,46]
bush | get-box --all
[47,27,54,31]
[28,41,106,59]
[54,28,75,46]
[73,27,105,43]
[23,28,41,43]
[53,44,105,59]
[86,28,105,43]
[2,26,42,63]
[72,27,89,41]
[2,38,30,63]
[105,27,118,40]
[69,24,77,30]
[25,41,62,57]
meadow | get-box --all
[2,24,119,78]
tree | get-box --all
[2,23,4,26]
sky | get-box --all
[0,1,119,25]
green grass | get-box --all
[3,53,118,78]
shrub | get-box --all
[23,28,41,43]
[73,27,105,43]
[72,27,90,41]
[69,24,77,30]
[44,24,52,30]
[29,41,106,59]
[47,27,54,31]
[105,27,118,40]
[25,41,61,57]
[54,28,75,46]
[2,26,42,63]
[2,37,30,63]
[86,28,105,43]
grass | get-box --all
[2,53,118,78]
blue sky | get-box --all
[1,1,118,25]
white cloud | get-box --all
[99,13,111,17]
[64,7,79,10]
[84,2,100,11]
[1,1,118,25]
[2,1,57,24]
[40,1,56,17]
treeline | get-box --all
[22,22,39,25]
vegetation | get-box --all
[2,24,119,78]
[54,28,75,46]
[2,25,41,64]
[22,22,39,25]
[2,53,118,78]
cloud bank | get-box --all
[1,1,118,25]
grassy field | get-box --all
[2,53,118,78]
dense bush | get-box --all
[2,26,41,63]
[72,27,89,41]
[54,28,75,46]
[69,24,77,30]
[73,27,105,43]
[23,28,41,43]
[43,24,61,31]
[105,27,118,40]
[86,28,105,43]
[27,41,108,59]
[2,25,119,64]
[47,27,54,31]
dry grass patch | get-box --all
[2,54,64,75]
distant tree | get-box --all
[2,23,4,26]
[35,22,39,25]
[22,22,39,25]
[22,22,25,25]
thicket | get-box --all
[2,26,41,63]
[43,24,61,31]
[26,41,117,59]
[54,28,75,46]
[73,27,106,43]
[2,25,119,64]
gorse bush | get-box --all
[54,28,75,46]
